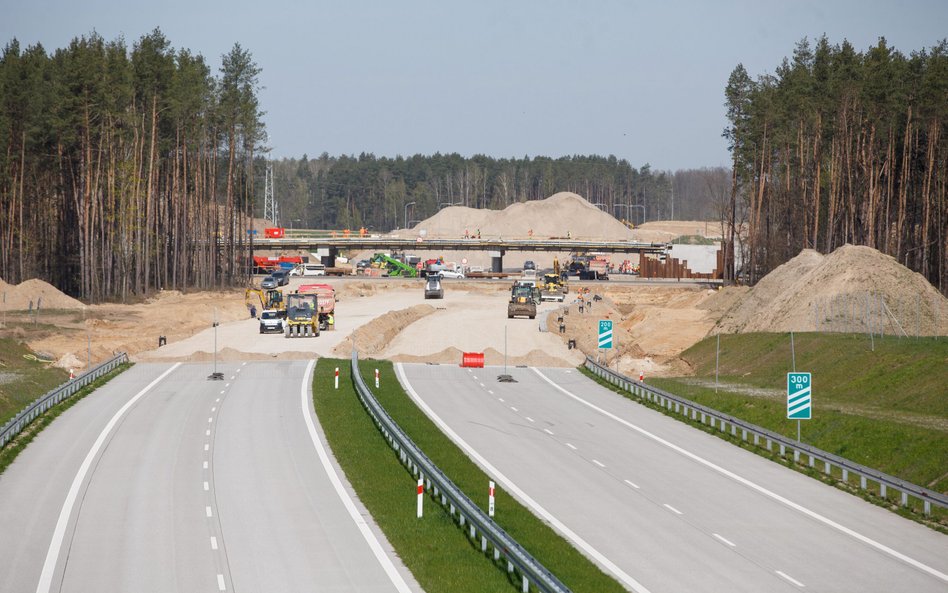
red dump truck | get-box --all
[297,283,336,331]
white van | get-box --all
[291,263,326,276]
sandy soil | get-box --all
[1,193,944,376]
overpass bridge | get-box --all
[252,237,670,270]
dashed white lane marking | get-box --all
[241,362,247,366]
[210,536,218,550]
[219,390,225,395]
[480,382,485,387]
[396,363,652,593]
[663,504,683,515]
[211,407,217,412]
[300,360,413,593]
[208,417,213,423]
[566,443,577,450]
[532,368,948,586]
[713,533,736,547]
[205,506,213,518]
[472,375,478,380]
[488,390,494,394]
[203,461,209,469]
[224,383,230,388]
[499,398,505,402]
[592,459,605,468]
[206,430,211,436]
[624,479,640,489]
[35,363,182,593]
[236,368,241,373]
[776,570,805,587]
[510,406,518,412]
[217,573,226,591]
[215,398,220,402]
[526,417,535,423]
[203,481,209,491]
[543,428,554,435]
[204,444,209,451]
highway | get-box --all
[396,363,948,593]
[0,361,417,593]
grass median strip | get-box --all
[314,358,626,593]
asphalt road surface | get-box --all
[396,363,948,593]
[0,361,417,593]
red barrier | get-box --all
[461,352,485,368]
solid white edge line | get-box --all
[713,533,736,548]
[532,368,948,585]
[300,360,412,593]
[217,573,226,591]
[35,363,182,593]
[395,363,652,593]
[775,570,805,587]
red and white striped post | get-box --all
[375,368,380,388]
[488,480,495,517]
[416,478,424,518]
[639,371,644,382]
[334,367,339,389]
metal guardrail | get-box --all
[584,356,948,516]
[0,353,130,449]
[350,352,571,593]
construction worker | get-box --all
[249,304,257,318]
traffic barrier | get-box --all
[461,352,485,368]
[584,356,948,516]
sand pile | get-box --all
[332,304,436,357]
[714,245,948,335]
[410,192,641,240]
[0,278,84,310]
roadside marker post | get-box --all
[334,367,339,390]
[639,371,644,382]
[416,478,424,518]
[787,372,812,441]
[488,481,496,517]
[375,368,380,389]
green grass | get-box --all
[586,332,947,527]
[314,359,626,593]
[0,361,132,475]
[0,338,70,426]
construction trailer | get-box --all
[296,283,336,331]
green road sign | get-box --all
[598,320,613,349]
[787,372,812,420]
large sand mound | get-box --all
[714,245,948,335]
[411,192,659,241]
[0,278,85,310]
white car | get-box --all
[290,263,326,276]
[438,269,465,279]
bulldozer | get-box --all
[507,283,537,319]
[245,288,285,316]
[540,273,565,302]
[284,293,320,337]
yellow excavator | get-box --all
[245,288,285,316]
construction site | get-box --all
[0,192,944,378]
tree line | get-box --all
[724,36,947,294]
[271,153,728,233]
[0,29,263,301]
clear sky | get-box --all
[4,0,946,171]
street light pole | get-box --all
[404,201,416,229]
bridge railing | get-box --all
[350,351,572,593]
[584,356,948,516]
[0,352,129,449]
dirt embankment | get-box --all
[332,304,437,358]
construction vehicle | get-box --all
[297,283,336,331]
[284,293,320,337]
[540,273,566,302]
[371,253,419,278]
[245,288,285,317]
[507,283,537,319]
